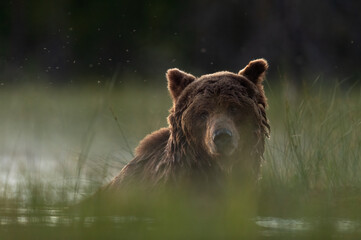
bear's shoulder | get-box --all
[134,127,170,157]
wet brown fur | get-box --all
[106,59,270,191]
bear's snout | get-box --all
[212,127,237,156]
[212,128,233,154]
[206,116,239,156]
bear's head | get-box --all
[166,59,270,177]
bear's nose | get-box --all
[212,128,233,153]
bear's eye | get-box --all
[199,111,208,120]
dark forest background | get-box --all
[1,0,360,85]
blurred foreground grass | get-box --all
[0,79,360,239]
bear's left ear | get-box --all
[238,59,268,85]
[166,68,196,102]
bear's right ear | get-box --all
[166,68,196,102]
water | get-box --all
[0,207,360,237]
[0,207,152,228]
[255,216,361,235]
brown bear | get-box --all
[106,59,270,191]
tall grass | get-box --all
[262,81,361,191]
[0,79,360,239]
